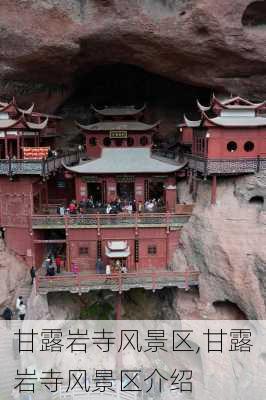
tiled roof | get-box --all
[64,147,183,174]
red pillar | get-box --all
[211,175,217,205]
[16,135,20,159]
[4,135,8,158]
[165,176,176,212]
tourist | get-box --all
[79,197,86,213]
[2,306,13,320]
[116,197,122,212]
[132,200,137,213]
[30,266,36,285]
[87,195,94,208]
[16,296,23,312]
[138,201,143,213]
[127,202,133,214]
[55,255,62,274]
[47,258,55,276]
[146,201,154,212]
[115,259,121,272]
[106,203,112,214]
[121,265,127,273]
[17,300,26,320]
[59,205,65,216]
[105,264,111,275]
[69,201,77,214]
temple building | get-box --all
[182,95,266,203]
[0,97,79,265]
[0,100,199,305]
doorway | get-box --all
[87,182,103,204]
[117,182,135,202]
[8,139,17,158]
[0,141,5,158]
[149,180,165,202]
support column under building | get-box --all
[211,175,217,205]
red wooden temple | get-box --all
[2,94,266,298]
[181,95,266,204]
[0,99,198,299]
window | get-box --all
[89,137,97,146]
[148,245,157,255]
[79,247,88,256]
[227,141,237,152]
[140,136,148,146]
[103,137,111,146]
[244,141,254,152]
[127,137,134,147]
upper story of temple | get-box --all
[77,104,159,159]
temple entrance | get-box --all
[149,180,165,202]
[87,182,103,204]
[7,139,17,158]
[117,182,135,202]
[0,142,5,158]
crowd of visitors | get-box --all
[56,195,164,216]
[42,254,64,276]
[1,294,27,324]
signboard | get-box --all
[109,131,127,139]
[23,147,50,160]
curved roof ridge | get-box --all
[183,114,202,128]
[196,99,211,112]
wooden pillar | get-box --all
[45,182,48,209]
[16,135,20,159]
[211,175,217,205]
[4,134,8,158]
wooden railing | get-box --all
[0,150,80,177]
[32,212,191,229]
[187,154,266,175]
[36,270,200,294]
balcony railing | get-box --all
[31,212,191,229]
[0,150,80,177]
[187,154,266,175]
[36,270,200,294]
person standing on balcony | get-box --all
[55,255,62,274]
[69,201,77,214]
[132,200,137,213]
[106,203,112,214]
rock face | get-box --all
[0,0,266,110]
[174,172,266,319]
[0,240,28,310]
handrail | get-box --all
[0,150,80,177]
[186,154,266,174]
[36,270,200,293]
[31,212,191,228]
